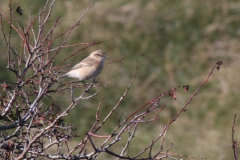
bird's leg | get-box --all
[92,79,97,84]
[82,80,91,93]
[82,81,86,87]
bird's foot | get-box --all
[92,79,97,84]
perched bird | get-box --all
[63,50,108,82]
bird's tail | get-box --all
[57,74,67,80]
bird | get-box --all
[60,50,108,82]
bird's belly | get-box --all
[66,64,103,81]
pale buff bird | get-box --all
[63,50,108,82]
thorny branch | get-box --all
[0,1,223,160]
[231,114,238,160]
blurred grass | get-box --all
[1,0,240,159]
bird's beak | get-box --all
[106,55,109,58]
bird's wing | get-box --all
[70,58,95,71]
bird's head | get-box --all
[89,50,108,61]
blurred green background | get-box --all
[0,0,240,159]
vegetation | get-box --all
[0,0,239,159]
